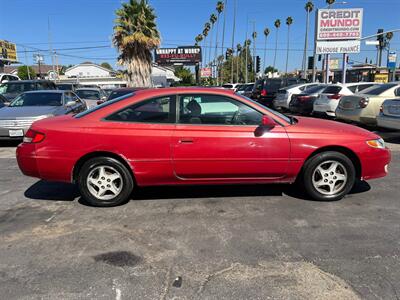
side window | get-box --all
[106,96,174,123]
[64,92,73,104]
[347,85,358,93]
[357,84,373,92]
[395,88,400,97]
[179,94,263,126]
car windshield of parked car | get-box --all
[362,83,398,95]
[108,90,132,101]
[9,92,62,107]
[57,84,73,90]
[75,92,134,118]
[237,94,292,124]
[0,82,36,95]
[76,90,101,100]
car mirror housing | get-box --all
[255,115,276,137]
[65,101,76,107]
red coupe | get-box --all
[17,88,391,206]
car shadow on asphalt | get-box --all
[0,141,21,147]
[24,179,371,205]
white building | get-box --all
[65,62,115,78]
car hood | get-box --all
[0,106,61,119]
[289,116,378,139]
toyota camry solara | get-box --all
[16,88,391,207]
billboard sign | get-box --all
[155,46,201,65]
[317,8,363,41]
[200,67,212,77]
[0,40,18,62]
[316,40,361,54]
[387,51,397,70]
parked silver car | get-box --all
[76,88,108,109]
[0,90,86,140]
[377,98,400,130]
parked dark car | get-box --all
[0,80,57,104]
[102,87,147,103]
[289,84,328,115]
[251,78,306,107]
[56,83,83,91]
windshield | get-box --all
[108,90,132,101]
[75,92,134,118]
[237,94,292,124]
[76,90,101,100]
[362,83,397,95]
[0,82,36,95]
[10,92,62,107]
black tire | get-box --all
[302,151,356,201]
[77,157,134,207]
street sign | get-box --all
[200,67,212,78]
[316,8,363,41]
[365,40,379,46]
[329,58,340,70]
[387,51,397,70]
[33,54,44,63]
[0,40,18,62]
[155,46,201,65]
[316,40,361,54]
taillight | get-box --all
[359,97,369,108]
[23,129,45,143]
[380,105,383,113]
[328,94,342,100]
[298,96,312,102]
[261,89,267,96]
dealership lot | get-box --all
[0,131,399,299]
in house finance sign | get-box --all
[316,8,363,54]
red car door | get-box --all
[172,94,290,181]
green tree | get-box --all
[264,65,278,74]
[101,62,113,70]
[174,66,194,86]
[113,0,160,87]
[17,66,36,80]
[285,17,294,75]
[273,19,281,69]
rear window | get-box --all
[75,92,134,118]
[322,86,342,94]
[108,90,133,101]
[76,90,101,100]
[362,84,397,95]
[0,82,36,94]
[302,85,327,94]
[10,92,62,107]
[222,84,233,89]
[57,84,73,90]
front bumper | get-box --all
[360,147,391,180]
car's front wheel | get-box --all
[302,151,356,201]
[78,157,134,207]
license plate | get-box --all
[343,102,353,109]
[9,129,24,137]
[389,106,400,115]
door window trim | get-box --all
[102,94,177,124]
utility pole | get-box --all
[312,10,318,82]
[251,21,256,81]
[48,16,56,80]
[24,47,31,80]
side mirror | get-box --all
[255,115,276,137]
[65,100,75,107]
[101,96,107,101]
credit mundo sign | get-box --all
[317,8,363,41]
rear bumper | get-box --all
[273,98,289,109]
[336,108,377,125]
[16,143,40,178]
[377,114,400,130]
[313,103,337,117]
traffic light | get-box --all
[256,56,261,73]
[377,29,384,47]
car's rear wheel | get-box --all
[78,157,134,207]
[302,151,356,201]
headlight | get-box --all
[366,138,385,149]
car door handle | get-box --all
[179,139,194,144]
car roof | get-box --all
[132,87,236,97]
[111,87,146,92]
[23,90,65,94]
[343,82,377,87]
[76,88,101,91]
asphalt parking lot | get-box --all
[0,132,399,299]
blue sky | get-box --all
[1,0,399,72]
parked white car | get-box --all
[377,98,400,130]
[313,82,378,117]
[0,73,20,83]
[273,83,321,110]
[222,83,240,91]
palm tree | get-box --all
[326,0,335,7]
[236,43,242,82]
[285,17,293,76]
[302,1,314,79]
[215,1,224,84]
[263,28,270,74]
[195,34,203,46]
[113,0,160,87]
[209,14,217,67]
[203,22,211,66]
[273,19,281,70]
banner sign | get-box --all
[317,8,363,41]
[0,40,18,62]
[329,58,340,70]
[155,46,201,65]
[387,51,397,70]
[316,40,361,54]
[374,73,389,83]
[200,68,212,77]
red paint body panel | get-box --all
[16,88,391,188]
